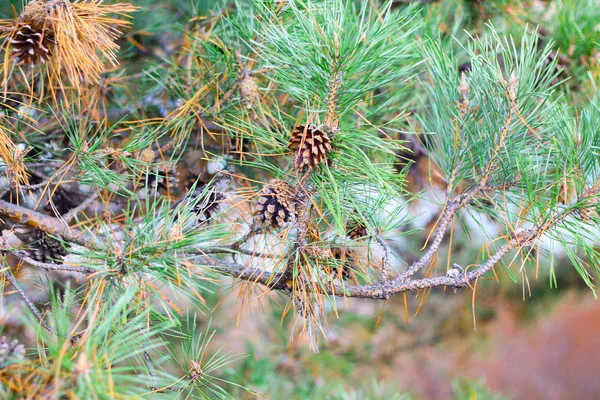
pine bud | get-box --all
[240,69,259,109]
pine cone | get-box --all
[144,165,179,193]
[33,232,68,263]
[191,185,225,224]
[10,24,55,66]
[289,125,332,170]
[15,229,67,263]
[0,336,25,368]
[304,245,333,260]
[580,199,598,222]
[254,179,296,228]
[346,218,368,240]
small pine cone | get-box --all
[145,165,179,193]
[191,185,225,224]
[346,218,368,240]
[254,179,296,228]
[580,207,593,222]
[289,125,332,170]
[136,148,156,164]
[304,245,333,260]
[16,229,67,263]
[44,186,82,216]
[10,24,55,66]
[0,336,25,368]
[32,232,68,263]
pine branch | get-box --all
[1,175,598,301]
[0,199,95,247]
[9,250,94,275]
[398,182,484,281]
[3,271,55,335]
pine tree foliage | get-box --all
[0,0,598,396]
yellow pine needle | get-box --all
[0,122,30,188]
[48,0,138,85]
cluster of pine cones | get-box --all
[253,123,373,239]
[253,123,334,228]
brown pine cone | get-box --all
[346,218,368,240]
[289,125,332,170]
[579,197,599,222]
[144,165,179,193]
[44,186,83,216]
[32,232,67,263]
[15,228,67,264]
[254,179,296,228]
[191,185,225,224]
[10,24,55,66]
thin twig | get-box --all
[0,179,78,200]
[11,250,94,274]
[62,191,101,223]
[190,246,276,258]
[3,271,55,335]
[399,183,483,282]
[374,232,392,282]
[143,349,160,392]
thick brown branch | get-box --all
[3,175,596,304]
[200,192,590,300]
[0,199,94,247]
